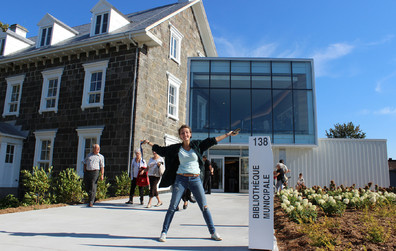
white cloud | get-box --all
[366,34,394,46]
[375,107,396,115]
[375,71,396,93]
[310,43,354,77]
[214,36,278,57]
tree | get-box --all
[325,122,366,139]
[0,21,9,32]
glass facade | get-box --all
[189,58,316,145]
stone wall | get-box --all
[0,5,207,181]
[0,45,137,179]
[135,6,206,155]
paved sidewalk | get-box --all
[0,193,256,251]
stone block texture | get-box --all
[0,6,206,182]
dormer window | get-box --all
[94,13,109,35]
[90,0,129,37]
[0,38,5,55]
[40,26,52,47]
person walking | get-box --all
[143,125,239,242]
[125,149,146,205]
[202,155,213,194]
[274,164,285,192]
[146,151,164,208]
[83,144,105,207]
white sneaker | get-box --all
[159,232,166,242]
[211,232,222,241]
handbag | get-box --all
[136,170,149,186]
[159,163,165,176]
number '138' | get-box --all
[253,137,268,146]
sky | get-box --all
[2,0,396,158]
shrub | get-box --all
[96,176,110,201]
[21,166,54,205]
[0,194,20,209]
[114,171,131,196]
[298,217,340,248]
[55,168,86,204]
[362,211,391,243]
[320,199,346,216]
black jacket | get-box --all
[152,137,217,187]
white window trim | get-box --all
[39,68,64,114]
[81,60,109,111]
[76,126,104,177]
[5,143,15,164]
[2,74,25,118]
[166,71,182,121]
[33,129,57,168]
[0,38,5,56]
[91,12,110,36]
[169,23,183,64]
[38,26,53,48]
[164,134,181,146]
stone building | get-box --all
[0,0,216,196]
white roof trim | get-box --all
[145,0,216,57]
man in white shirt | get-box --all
[83,144,105,207]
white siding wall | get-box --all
[3,35,31,56]
[272,138,389,189]
[51,23,76,45]
[108,9,129,33]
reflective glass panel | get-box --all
[190,89,209,137]
[272,62,291,89]
[209,89,229,138]
[294,90,315,144]
[231,89,250,143]
[211,74,229,88]
[252,89,272,136]
[231,75,250,88]
[292,62,312,89]
[191,61,209,88]
[273,89,293,143]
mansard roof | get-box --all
[0,0,216,65]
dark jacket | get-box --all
[152,137,217,187]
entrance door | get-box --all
[210,158,223,191]
[225,157,239,193]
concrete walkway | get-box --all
[0,193,262,251]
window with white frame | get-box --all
[166,72,181,120]
[94,13,109,35]
[169,24,183,64]
[81,60,109,110]
[5,144,15,164]
[39,68,64,114]
[39,26,53,47]
[0,38,5,55]
[33,130,57,168]
[2,75,25,117]
[76,126,104,177]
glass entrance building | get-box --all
[188,58,317,192]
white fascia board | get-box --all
[145,0,200,31]
[5,30,35,45]
[191,1,217,57]
[130,29,162,47]
[0,132,26,140]
[0,28,160,66]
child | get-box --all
[296,173,305,190]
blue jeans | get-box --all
[161,175,216,234]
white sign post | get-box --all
[249,136,274,250]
